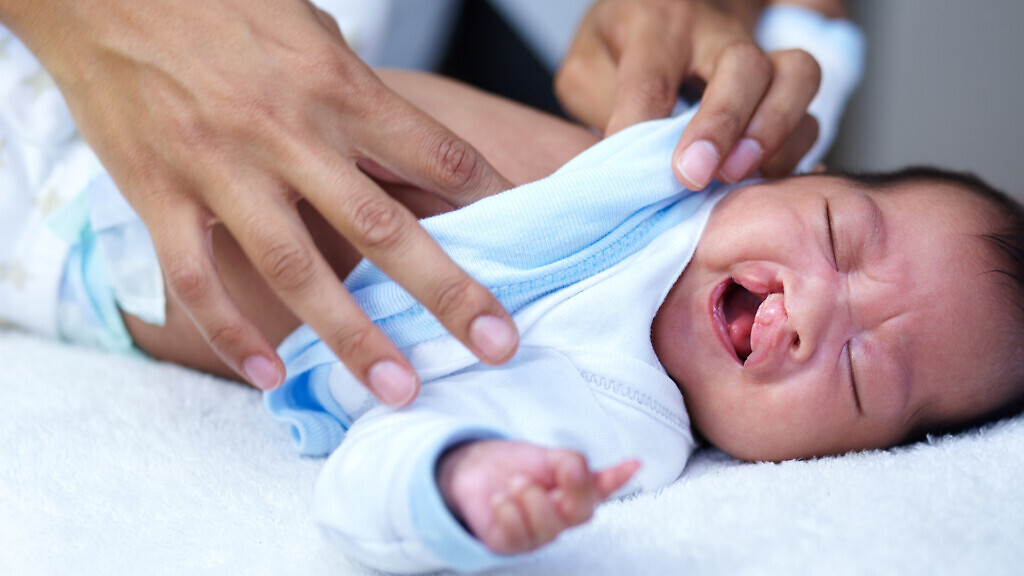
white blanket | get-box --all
[2,329,1022,575]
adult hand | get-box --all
[556,0,822,189]
[0,0,518,404]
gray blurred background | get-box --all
[831,1,1024,200]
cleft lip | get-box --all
[711,274,787,367]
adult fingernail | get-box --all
[243,355,282,391]
[720,138,764,183]
[368,360,418,406]
[470,315,518,363]
[677,140,719,190]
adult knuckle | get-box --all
[165,258,209,303]
[631,74,675,111]
[554,62,585,104]
[432,276,477,321]
[429,133,481,191]
[297,41,356,87]
[346,195,407,252]
[706,108,744,141]
[554,61,599,123]
[167,108,215,157]
[725,42,771,80]
[228,91,294,139]
[328,323,376,365]
[255,237,317,291]
[205,322,246,354]
[785,49,822,89]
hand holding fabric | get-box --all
[556,0,823,189]
[0,0,518,403]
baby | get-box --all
[3,47,1023,576]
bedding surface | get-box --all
[1,330,1022,576]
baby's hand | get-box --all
[437,440,639,554]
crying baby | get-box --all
[653,167,1024,463]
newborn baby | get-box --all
[256,126,1024,573]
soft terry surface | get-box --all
[2,331,1022,576]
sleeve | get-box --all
[311,346,673,574]
[313,405,511,574]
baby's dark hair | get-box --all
[841,166,1024,439]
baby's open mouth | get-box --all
[721,282,763,362]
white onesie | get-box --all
[275,179,726,573]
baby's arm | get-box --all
[437,440,638,554]
[310,348,665,573]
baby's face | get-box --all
[652,175,1008,461]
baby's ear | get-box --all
[810,163,828,174]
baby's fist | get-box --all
[436,440,640,554]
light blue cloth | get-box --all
[48,169,165,353]
[267,109,726,458]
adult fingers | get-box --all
[356,82,515,207]
[554,5,619,130]
[719,49,822,183]
[760,113,820,178]
[146,200,284,391]
[215,183,421,406]
[603,9,691,135]
[673,41,773,190]
[283,141,519,369]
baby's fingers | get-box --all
[488,492,532,555]
[594,459,641,500]
[549,451,599,526]
[514,476,566,548]
[487,476,566,554]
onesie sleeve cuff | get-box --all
[408,425,517,573]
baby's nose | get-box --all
[783,272,850,366]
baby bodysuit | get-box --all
[267,113,735,572]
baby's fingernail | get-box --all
[243,355,282,391]
[368,361,418,406]
[678,139,719,190]
[470,315,518,363]
[491,492,509,508]
[720,138,763,183]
